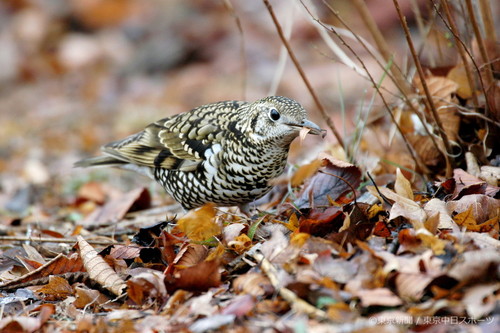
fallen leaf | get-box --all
[291,159,323,187]
[127,268,168,305]
[394,168,413,200]
[176,203,221,241]
[82,187,151,225]
[233,273,273,297]
[77,236,127,297]
[354,288,403,307]
[447,194,500,224]
[295,154,361,209]
[35,275,73,301]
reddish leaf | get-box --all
[295,155,361,209]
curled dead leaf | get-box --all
[77,236,127,297]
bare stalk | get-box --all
[393,0,454,174]
[262,0,345,148]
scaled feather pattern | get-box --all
[76,96,324,209]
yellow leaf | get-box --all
[417,230,446,255]
[290,232,310,247]
[227,234,252,254]
[453,206,478,231]
[177,203,221,241]
[291,159,322,187]
[206,243,226,261]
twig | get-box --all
[393,0,454,175]
[262,0,345,148]
[251,251,328,319]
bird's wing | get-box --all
[101,101,247,171]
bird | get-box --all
[75,96,324,210]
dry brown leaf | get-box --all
[447,249,500,283]
[173,243,208,268]
[447,194,500,224]
[0,253,84,289]
[73,285,109,309]
[0,304,54,332]
[82,187,151,226]
[408,134,443,167]
[220,294,256,317]
[222,223,246,244]
[424,198,456,229]
[394,168,413,200]
[376,187,427,228]
[453,168,499,198]
[313,254,358,284]
[127,268,168,305]
[77,181,106,204]
[233,272,274,297]
[227,234,253,254]
[35,275,73,301]
[167,259,221,292]
[176,203,221,241]
[395,272,433,301]
[295,154,361,209]
[77,236,127,297]
[414,75,460,142]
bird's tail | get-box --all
[74,155,127,168]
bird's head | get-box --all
[243,96,324,147]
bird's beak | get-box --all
[299,119,326,137]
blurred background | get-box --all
[1,0,493,216]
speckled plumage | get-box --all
[76,96,323,209]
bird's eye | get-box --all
[269,108,280,121]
